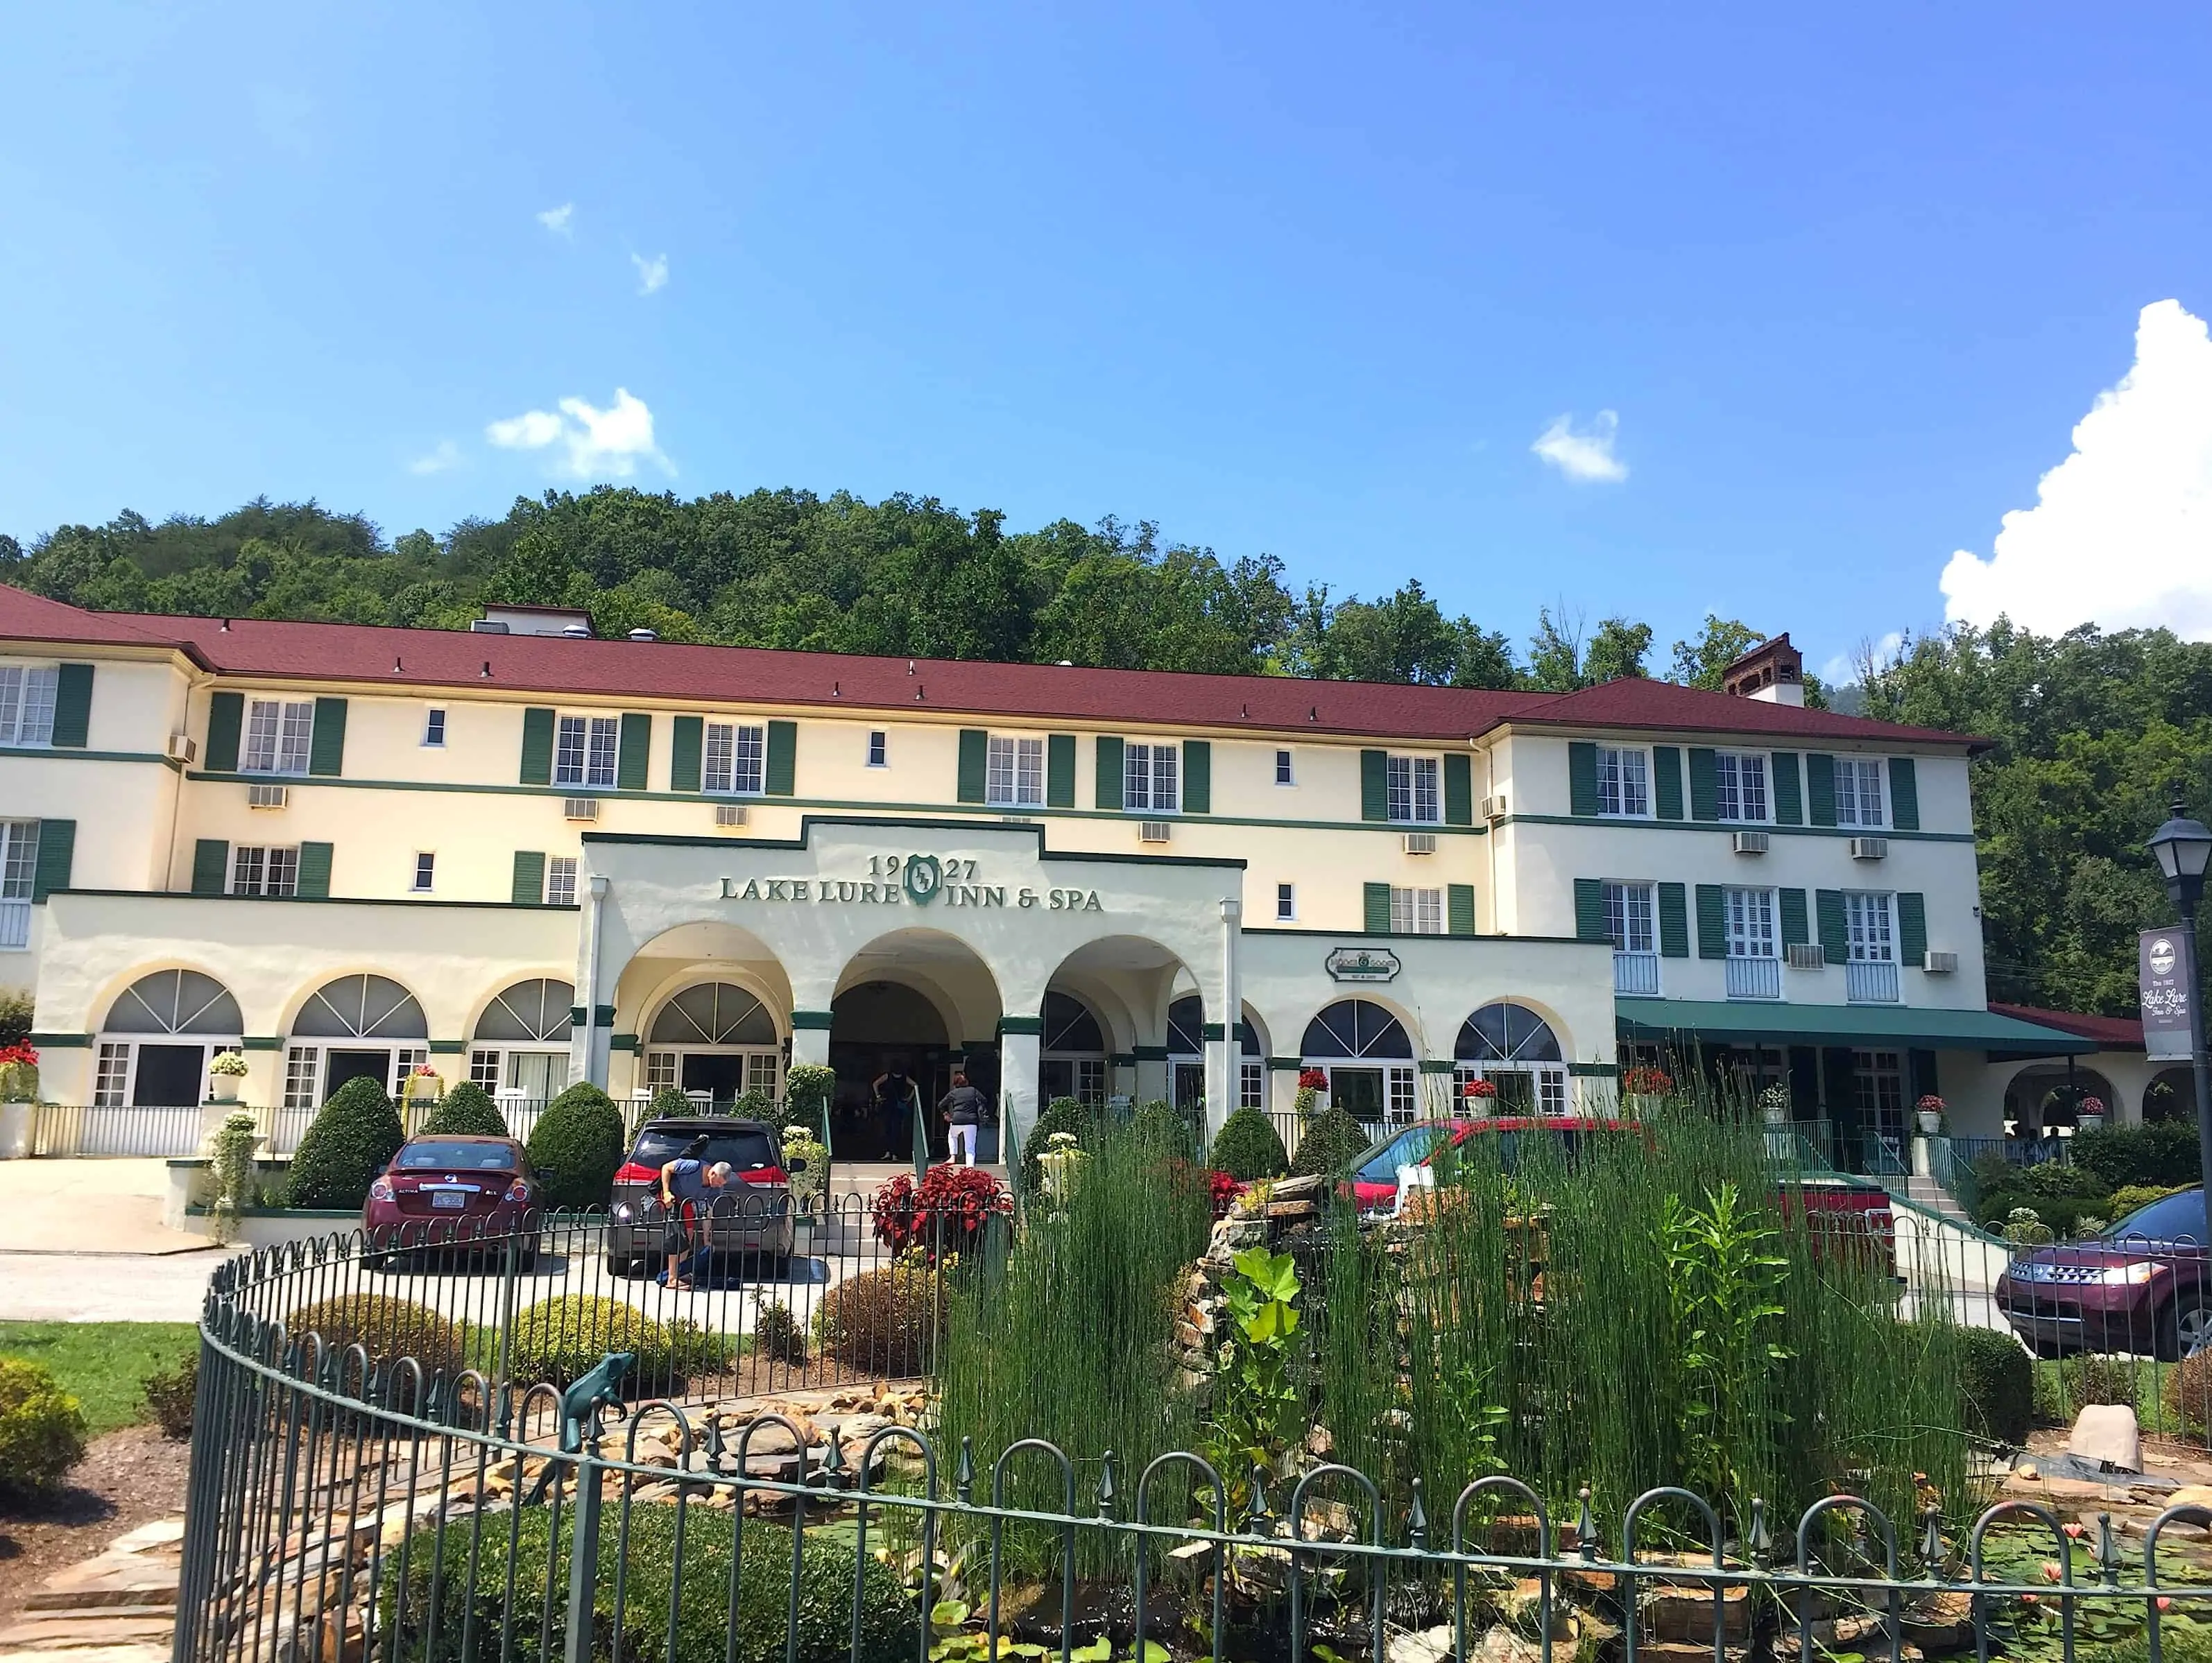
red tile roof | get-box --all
[0,584,1980,747]
[1987,1003,2145,1050]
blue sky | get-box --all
[2,3,2207,675]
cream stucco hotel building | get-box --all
[0,584,2101,1162]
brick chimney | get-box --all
[1721,634,1804,706]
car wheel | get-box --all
[2161,1294,2212,1362]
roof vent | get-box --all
[628,628,658,642]
[470,619,511,635]
[561,623,592,639]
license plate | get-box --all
[431,1191,468,1209]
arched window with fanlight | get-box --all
[92,970,246,1126]
[1039,990,1108,1109]
[284,974,430,1108]
[642,983,782,1108]
[469,979,576,1107]
[1167,996,1265,1114]
[1300,999,1416,1124]
[1454,1001,1568,1116]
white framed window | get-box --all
[555,714,619,787]
[470,1049,501,1090]
[0,664,59,747]
[1845,891,1894,961]
[1240,1060,1264,1110]
[1724,887,1778,957]
[1276,882,1296,922]
[986,734,1044,807]
[282,1046,321,1111]
[867,730,887,768]
[1274,749,1294,786]
[545,856,578,908]
[230,845,300,898]
[243,699,314,775]
[0,820,37,951]
[94,1042,130,1108]
[1597,746,1650,818]
[1387,755,1441,823]
[411,852,436,893]
[1604,881,1656,954]
[704,722,766,795]
[645,1051,679,1095]
[1714,751,1769,822]
[1389,886,1443,935]
[422,708,447,748]
[1125,743,1179,813]
[1836,758,1886,828]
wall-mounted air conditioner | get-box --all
[1849,836,1888,861]
[166,733,196,764]
[564,798,600,822]
[1140,821,1172,844]
[1923,950,1958,974]
[1481,794,1507,821]
[1785,942,1827,970]
[713,803,747,828]
[1403,832,1437,855]
[1731,830,1770,854]
[246,784,288,810]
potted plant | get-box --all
[1621,1065,1673,1114]
[1037,1130,1086,1206]
[1294,1069,1327,1120]
[1461,1076,1498,1118]
[780,1123,830,1255]
[1915,1094,1946,1136]
[1758,1083,1792,1127]
[207,1049,250,1105]
[2075,1094,2107,1132]
[0,1040,37,1160]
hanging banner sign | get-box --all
[2141,927,2197,1062]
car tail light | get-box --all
[504,1178,532,1203]
[369,1178,395,1201]
[739,1166,787,1185]
[614,1162,659,1183]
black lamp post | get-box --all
[2146,800,2212,1239]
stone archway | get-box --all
[831,929,1002,1162]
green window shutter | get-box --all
[669,716,703,793]
[1443,754,1473,825]
[1772,752,1803,825]
[1180,740,1210,813]
[520,707,556,786]
[1780,888,1810,946]
[1658,883,1689,958]
[1364,881,1394,933]
[617,713,652,791]
[1816,889,1848,964]
[191,839,230,896]
[1687,748,1719,821]
[957,730,990,804]
[1652,746,1683,820]
[1806,754,1837,827]
[1695,884,1726,958]
[295,842,333,899]
[1572,878,1607,942]
[1360,749,1388,822]
[764,720,796,795]
[308,697,348,777]
[512,851,547,906]
[205,691,244,773]
[1046,734,1076,808]
[1568,742,1598,817]
[31,820,75,901]
[1888,757,1920,830]
[50,664,93,748]
[1447,884,1476,936]
[1898,892,1928,964]
[1095,736,1125,811]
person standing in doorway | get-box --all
[938,1071,986,1166]
[872,1060,916,1158]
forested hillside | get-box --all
[3,487,2208,1017]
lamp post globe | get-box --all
[2145,801,2212,1248]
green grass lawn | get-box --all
[0,1321,198,1436]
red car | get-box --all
[1996,1187,2212,1360]
[363,1135,542,1268]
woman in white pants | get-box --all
[938,1071,985,1166]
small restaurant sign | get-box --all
[2141,927,2197,1062]
[1326,947,1402,983]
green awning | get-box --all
[1613,999,2098,1058]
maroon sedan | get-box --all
[1996,1187,2212,1360]
[363,1135,542,1269]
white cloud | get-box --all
[1821,630,1904,687]
[537,203,575,236]
[632,252,669,295]
[485,388,671,480]
[408,439,463,476]
[1532,411,1628,483]
[1941,299,2212,639]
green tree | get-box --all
[1670,616,1765,689]
[1584,617,1654,683]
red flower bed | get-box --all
[1208,1169,1244,1218]
[0,1042,38,1069]
[871,1164,1009,1258]
[1621,1066,1674,1097]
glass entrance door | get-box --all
[1328,1067,1385,1119]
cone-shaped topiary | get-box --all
[284,1077,405,1209]
[1288,1105,1373,1180]
[1207,1105,1289,1180]
[417,1081,509,1138]
[525,1082,626,1208]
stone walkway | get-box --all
[0,1517,181,1663]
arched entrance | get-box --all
[642,982,782,1107]
[1167,997,1264,1114]
[832,929,1002,1160]
[1302,999,1416,1124]
[1455,1001,1568,1115]
[284,974,429,1108]
[1040,991,1108,1111]
[95,970,244,1109]
[2004,1065,2121,1135]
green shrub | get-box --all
[0,1357,89,1498]
[2164,1347,2212,1432]
[506,1295,724,1396]
[1020,1096,1093,1189]
[142,1355,198,1440]
[647,1087,694,1120]
[1208,1105,1289,1180]
[0,989,32,1048]
[284,1078,406,1209]
[2109,1183,2190,1223]
[2061,1353,2144,1411]
[1289,1105,1373,1179]
[416,1082,509,1137]
[814,1266,943,1376]
[731,1087,773,1124]
[381,1503,916,1663]
[2075,1122,2202,1191]
[1127,1099,1198,1162]
[753,1300,805,1364]
[286,1295,466,1389]
[525,1083,626,1208]
[1947,1324,2034,1443]
[1979,1187,2109,1239]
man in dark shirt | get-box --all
[656,1155,731,1290]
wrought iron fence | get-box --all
[30,1098,205,1156]
[179,1201,2212,1663]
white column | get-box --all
[1000,1029,1040,1164]
[789,1026,830,1069]
[574,874,611,1089]
[1204,895,1242,1142]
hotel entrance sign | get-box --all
[1326,947,1402,983]
[718,852,1104,913]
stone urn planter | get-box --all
[1917,1110,1943,1135]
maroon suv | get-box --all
[1996,1187,2212,1360]
[363,1135,541,1268]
